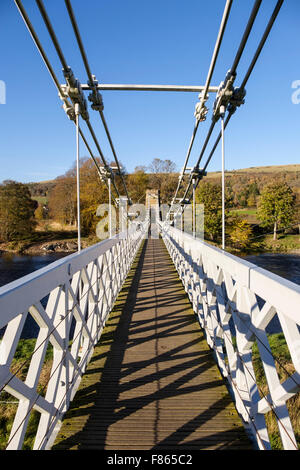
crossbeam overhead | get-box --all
[79,84,219,93]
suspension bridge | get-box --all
[0,0,299,451]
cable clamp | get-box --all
[59,90,76,121]
[213,69,236,122]
[62,67,89,121]
[194,91,209,122]
[227,86,246,115]
[87,75,104,112]
[99,165,113,182]
[179,198,191,207]
[190,166,206,181]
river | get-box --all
[0,251,299,337]
[0,252,70,338]
[243,252,300,286]
[1,251,298,290]
[0,252,69,288]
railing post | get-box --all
[75,103,81,252]
[221,107,226,250]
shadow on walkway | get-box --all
[53,238,253,450]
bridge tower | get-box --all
[145,189,160,211]
[145,189,160,238]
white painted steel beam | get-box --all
[79,83,219,93]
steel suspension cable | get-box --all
[34,0,121,199]
[179,120,220,203]
[173,0,262,207]
[64,0,131,201]
[199,0,285,188]
[202,111,232,173]
[98,110,130,199]
[180,0,281,205]
[14,0,116,204]
[64,0,94,83]
[230,0,262,74]
[240,0,284,90]
[171,0,233,205]
[35,0,69,71]
[14,0,63,96]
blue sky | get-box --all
[0,0,299,183]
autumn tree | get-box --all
[127,168,149,204]
[227,215,254,251]
[247,181,260,207]
[48,157,110,236]
[34,204,46,221]
[257,181,296,240]
[195,182,232,242]
[148,158,177,201]
[0,180,37,241]
[48,173,76,226]
[294,191,300,234]
[197,183,220,241]
[148,158,176,174]
[159,173,178,204]
[79,158,108,235]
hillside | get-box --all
[27,164,300,186]
[206,164,300,177]
[203,164,300,200]
[25,163,300,209]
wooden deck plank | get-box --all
[52,238,253,451]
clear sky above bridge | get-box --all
[0,0,299,183]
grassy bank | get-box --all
[0,229,100,255]
[263,233,300,253]
[251,333,300,449]
[1,212,299,256]
[229,206,300,254]
[0,339,53,450]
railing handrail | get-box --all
[0,220,149,450]
[159,221,300,450]
[159,222,300,321]
[0,228,142,329]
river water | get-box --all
[0,252,69,288]
[0,251,299,337]
[1,251,298,289]
[243,253,300,286]
[0,252,70,338]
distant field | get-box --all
[32,196,48,205]
[232,208,257,216]
[230,207,259,224]
[207,164,300,177]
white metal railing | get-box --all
[159,222,300,450]
[0,221,148,450]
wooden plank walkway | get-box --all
[52,238,253,450]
